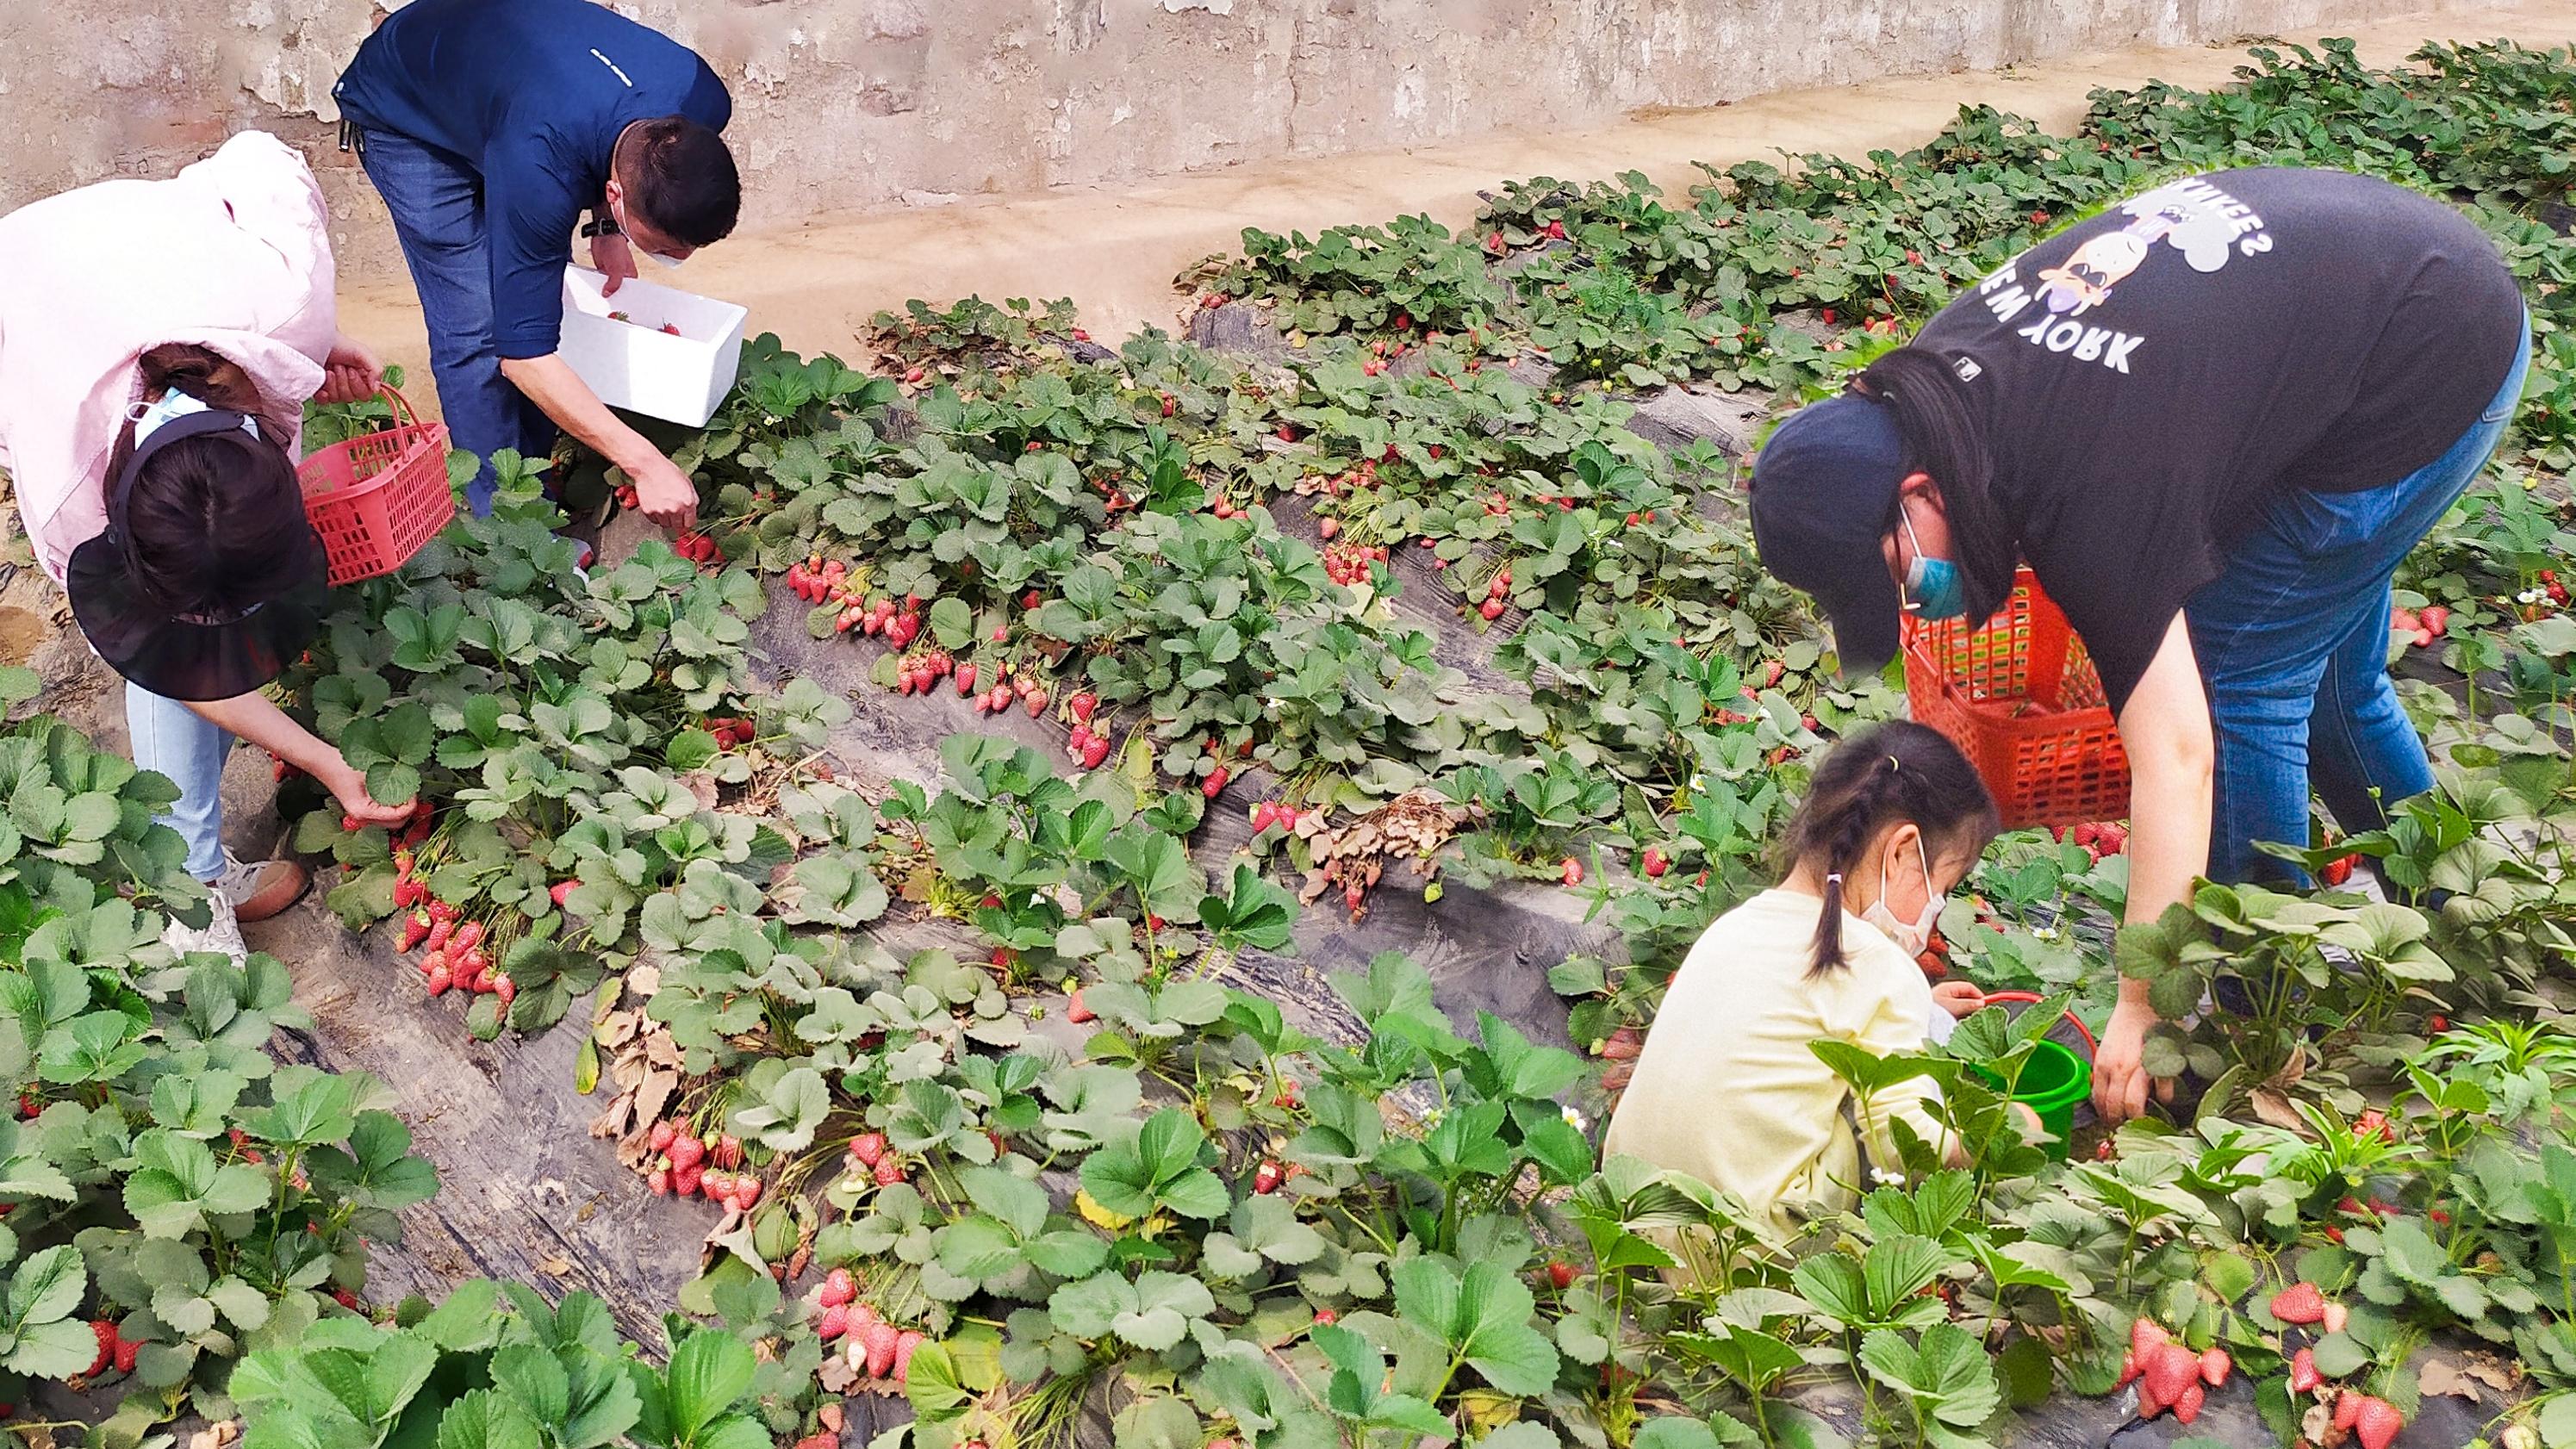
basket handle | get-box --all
[364,385,420,430]
[2017,572,2074,706]
[1978,990,2098,1057]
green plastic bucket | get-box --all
[1969,1039,2092,1160]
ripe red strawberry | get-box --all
[1313,1309,1337,1327]
[733,1177,762,1210]
[849,1133,887,1167]
[490,973,514,1005]
[2355,1396,2403,1449]
[86,1320,115,1377]
[333,1288,360,1311]
[2429,1014,2450,1033]
[861,1322,900,1378]
[2199,1346,2231,1387]
[1202,766,1229,799]
[874,1155,905,1187]
[892,1328,925,1382]
[2335,1390,2368,1433]
[673,1163,704,1197]
[2288,1347,2321,1393]
[1024,688,1050,718]
[2117,1350,2141,1389]
[426,919,455,955]
[426,963,454,997]
[1546,1260,1574,1290]
[701,1170,732,1203]
[551,880,578,908]
[1254,1161,1282,1194]
[400,911,432,951]
[2171,1380,2205,1425]
[1067,990,1095,1024]
[1068,693,1097,724]
[1560,856,1584,886]
[1478,598,1505,621]
[1640,847,1669,878]
[712,1135,744,1170]
[2421,605,2449,637]
[647,1168,670,1196]
[797,1435,837,1449]
[955,664,978,696]
[2142,1341,2199,1408]
[1080,737,1111,769]
[821,1267,856,1307]
[113,1334,138,1375]
[2269,1281,2327,1325]
[817,1304,850,1340]
[650,1120,677,1153]
[669,1135,706,1172]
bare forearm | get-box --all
[184,693,336,778]
[2116,616,2216,1000]
[499,353,655,472]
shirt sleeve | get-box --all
[483,131,583,361]
[2019,475,2225,715]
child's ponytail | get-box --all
[1777,720,1999,977]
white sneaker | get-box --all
[164,889,247,967]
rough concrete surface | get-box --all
[0,0,2516,273]
[297,0,2576,424]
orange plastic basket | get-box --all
[1901,567,2131,830]
[297,386,455,586]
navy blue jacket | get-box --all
[336,0,731,358]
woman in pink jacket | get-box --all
[0,132,415,961]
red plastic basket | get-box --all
[297,385,455,586]
[1901,567,2131,830]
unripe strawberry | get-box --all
[1560,856,1584,886]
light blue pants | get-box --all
[126,682,230,882]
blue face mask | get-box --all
[1900,509,1969,620]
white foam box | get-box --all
[556,265,749,429]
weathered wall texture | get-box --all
[2,0,2482,283]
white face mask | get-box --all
[1863,832,1946,957]
[611,195,688,270]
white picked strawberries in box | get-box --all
[556,265,749,429]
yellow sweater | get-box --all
[1602,887,1946,1244]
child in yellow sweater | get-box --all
[1603,721,2022,1244]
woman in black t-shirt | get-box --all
[1747,167,2529,1123]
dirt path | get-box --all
[336,0,2576,407]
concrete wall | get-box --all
[2,0,2481,285]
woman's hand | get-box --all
[2092,997,2175,1123]
[321,756,415,830]
[316,334,383,405]
[1932,981,1987,1020]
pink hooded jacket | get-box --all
[0,131,334,584]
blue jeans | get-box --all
[2188,320,2531,885]
[357,128,557,515]
[127,684,229,882]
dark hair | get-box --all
[620,116,740,248]
[1776,720,2000,976]
[1849,347,2016,625]
[109,345,309,622]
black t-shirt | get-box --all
[1907,167,2525,712]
